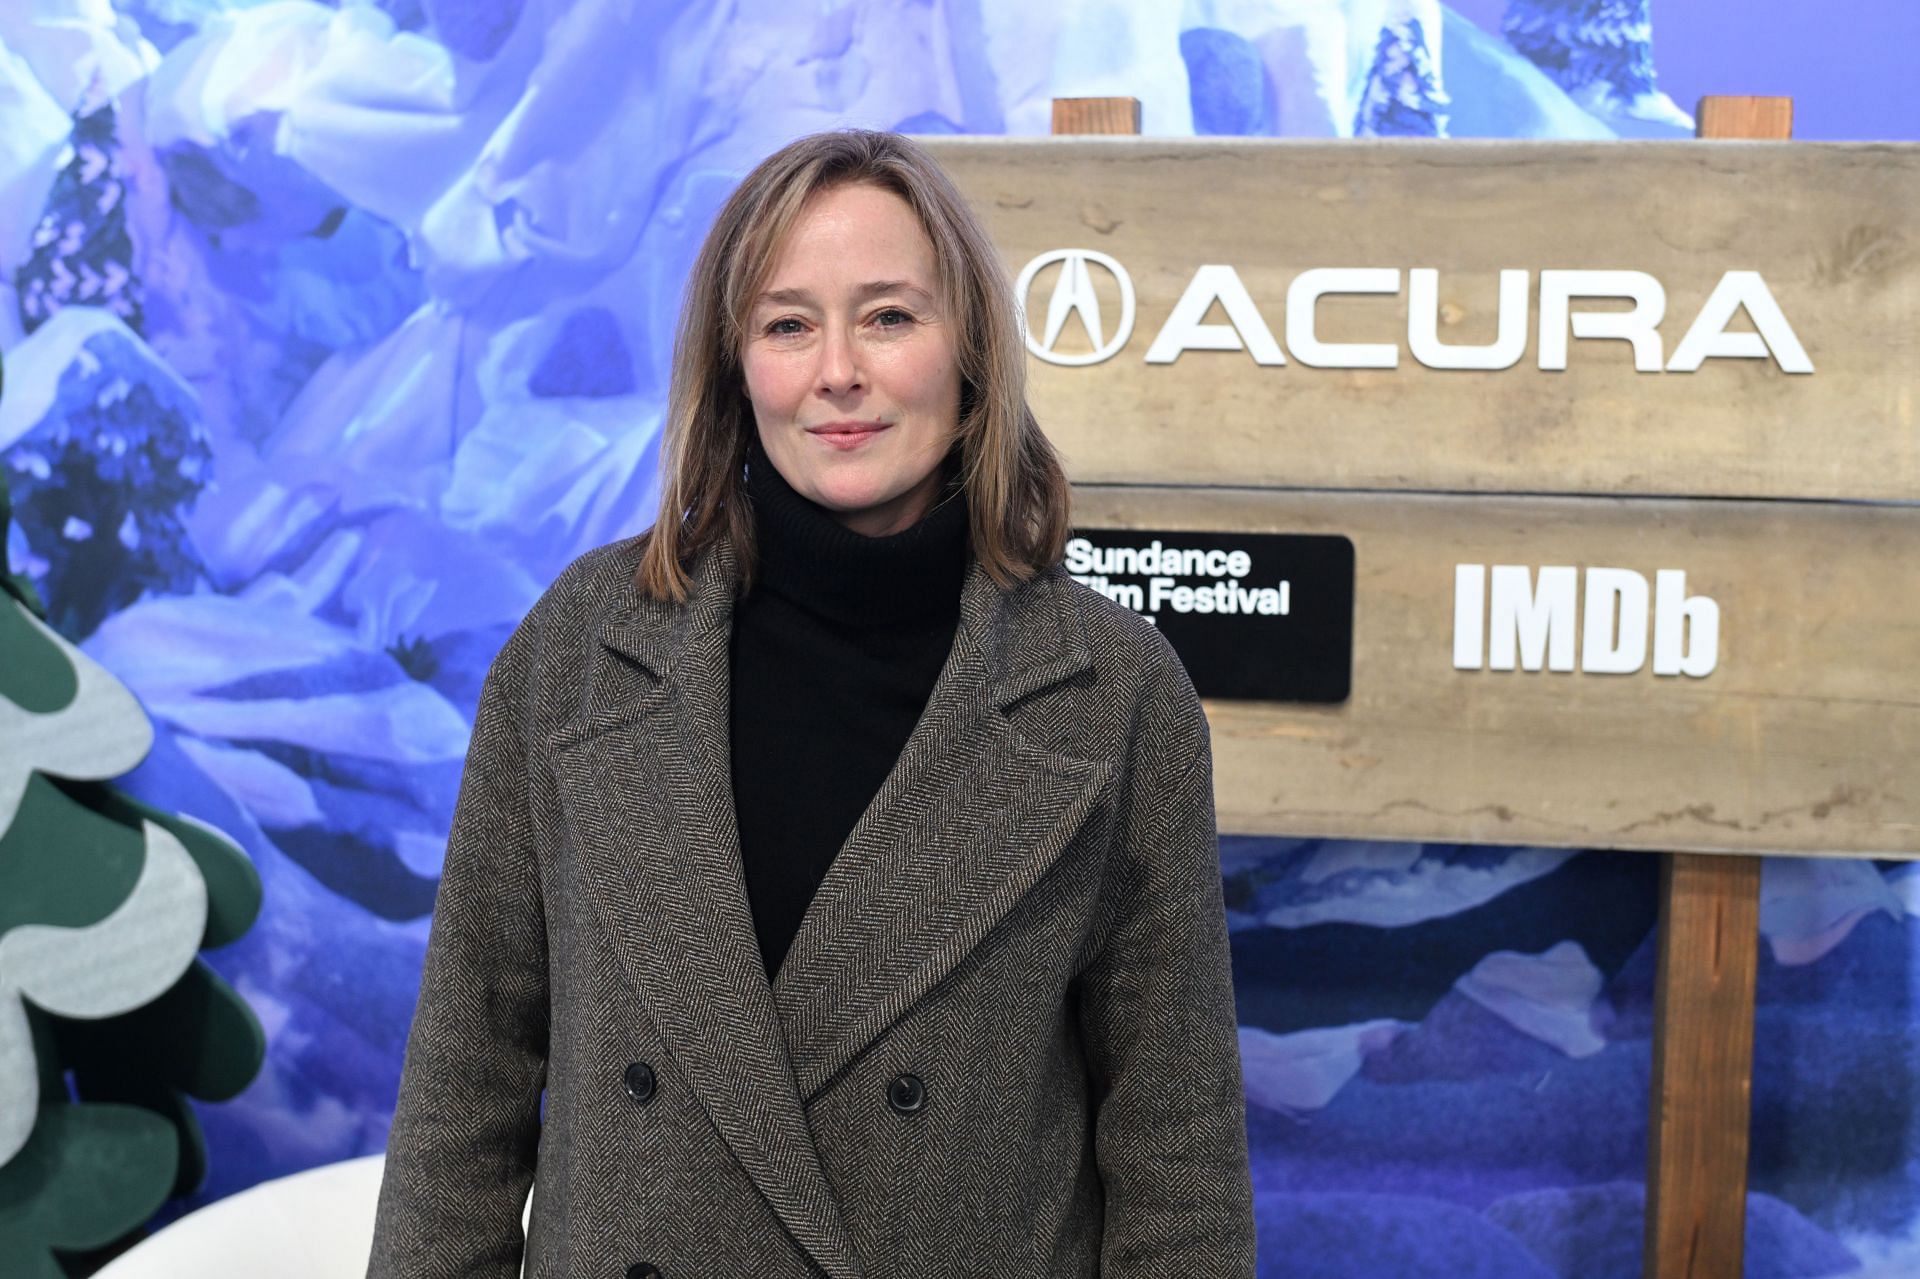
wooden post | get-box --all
[1697,95,1793,141]
[1642,95,1791,1279]
[1051,97,1142,136]
[1645,852,1764,1277]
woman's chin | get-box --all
[804,475,896,517]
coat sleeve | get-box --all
[1076,651,1256,1275]
[368,619,549,1279]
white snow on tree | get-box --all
[1354,18,1451,139]
[15,105,144,338]
[1502,0,1692,129]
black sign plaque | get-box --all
[1065,528,1354,703]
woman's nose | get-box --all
[816,323,864,396]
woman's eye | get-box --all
[766,317,805,336]
[872,308,913,328]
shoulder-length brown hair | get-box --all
[634,129,1070,601]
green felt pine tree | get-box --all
[0,411,265,1273]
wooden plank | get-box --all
[1051,96,1141,135]
[1641,92,1790,1279]
[1645,851,1764,1277]
[1070,485,1920,857]
[923,136,1920,501]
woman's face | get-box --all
[742,182,962,537]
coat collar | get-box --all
[585,535,1096,711]
[545,537,1114,1279]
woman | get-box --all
[368,129,1254,1278]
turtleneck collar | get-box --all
[742,435,970,628]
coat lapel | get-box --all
[546,543,865,1279]
[771,564,1116,1102]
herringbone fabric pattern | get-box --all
[367,535,1255,1278]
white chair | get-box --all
[94,1155,386,1279]
[96,1155,536,1278]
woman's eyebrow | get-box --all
[754,280,933,307]
[853,280,933,302]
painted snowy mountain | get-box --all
[0,6,1871,1264]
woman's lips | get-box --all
[806,421,890,450]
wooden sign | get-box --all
[1076,486,1919,858]
[923,138,1920,504]
[925,135,1920,860]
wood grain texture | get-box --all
[1697,95,1793,142]
[1071,485,1920,857]
[1640,90,1789,1279]
[922,136,1920,501]
[1645,852,1763,1278]
[1050,97,1142,135]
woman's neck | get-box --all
[742,438,969,628]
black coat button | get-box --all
[627,1264,662,1279]
[886,1072,926,1116]
[624,1062,656,1105]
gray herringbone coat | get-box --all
[367,533,1255,1278]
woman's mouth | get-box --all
[806,421,891,449]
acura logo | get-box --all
[1011,251,1811,374]
[1014,249,1136,367]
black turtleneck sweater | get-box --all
[730,440,969,978]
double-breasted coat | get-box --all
[367,531,1255,1278]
